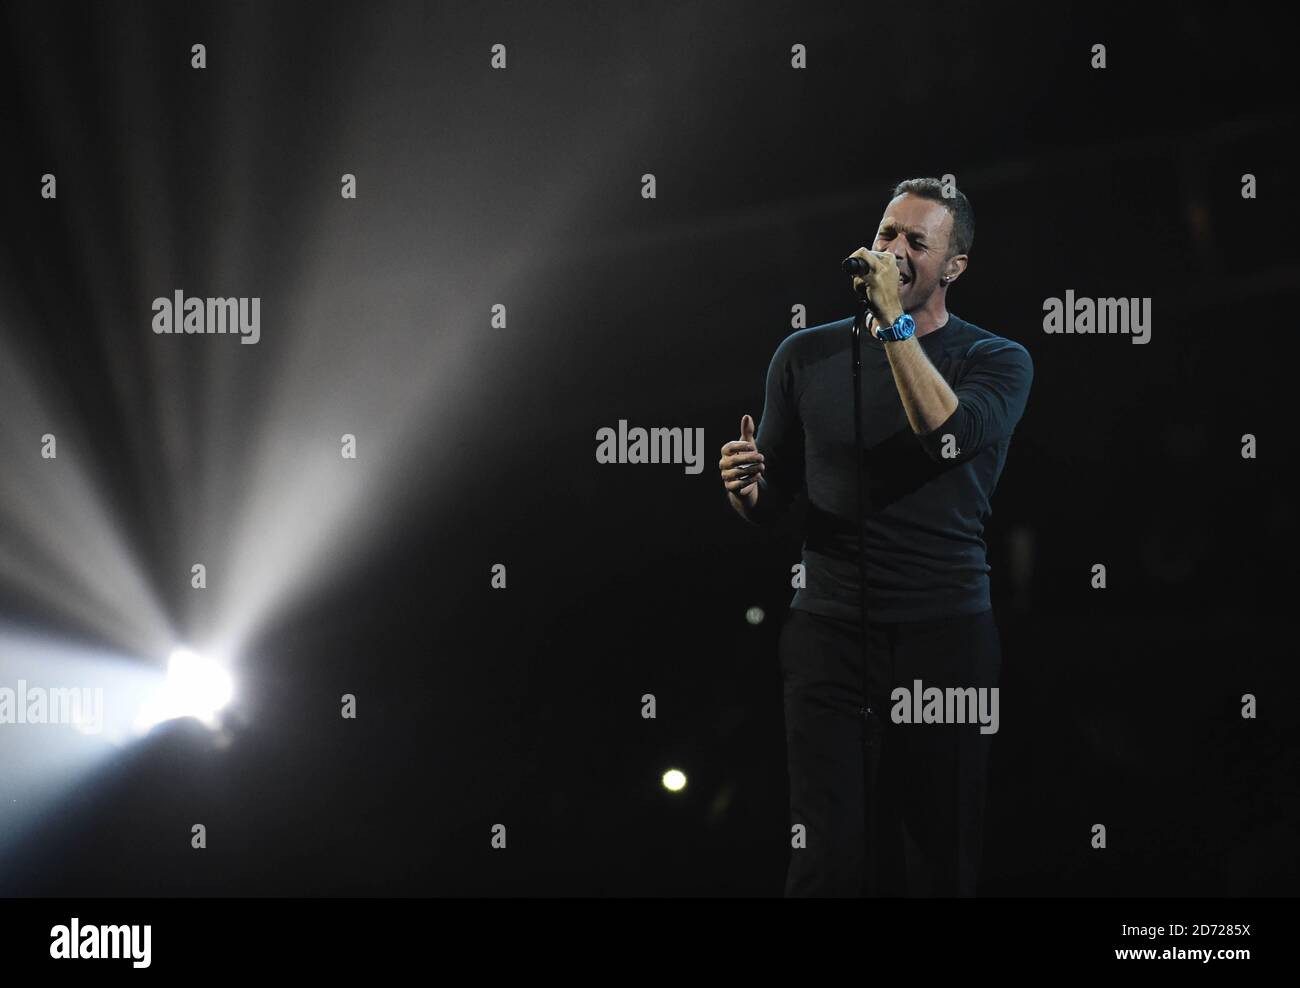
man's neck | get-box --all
[908,295,951,337]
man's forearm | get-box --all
[882,333,959,435]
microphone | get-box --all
[842,255,870,275]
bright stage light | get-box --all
[662,769,687,792]
[132,648,234,734]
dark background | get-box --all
[1,0,1296,895]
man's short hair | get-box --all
[890,177,974,259]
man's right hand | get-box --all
[719,414,765,508]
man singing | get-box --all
[719,178,1033,896]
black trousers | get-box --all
[779,606,1002,897]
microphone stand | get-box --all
[852,296,875,893]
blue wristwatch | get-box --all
[873,312,916,342]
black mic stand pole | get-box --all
[852,296,877,894]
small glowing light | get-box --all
[133,648,234,733]
[662,768,687,792]
[745,606,765,625]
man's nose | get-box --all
[878,234,906,261]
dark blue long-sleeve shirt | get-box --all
[751,311,1033,623]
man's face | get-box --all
[871,194,956,309]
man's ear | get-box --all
[941,254,969,285]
